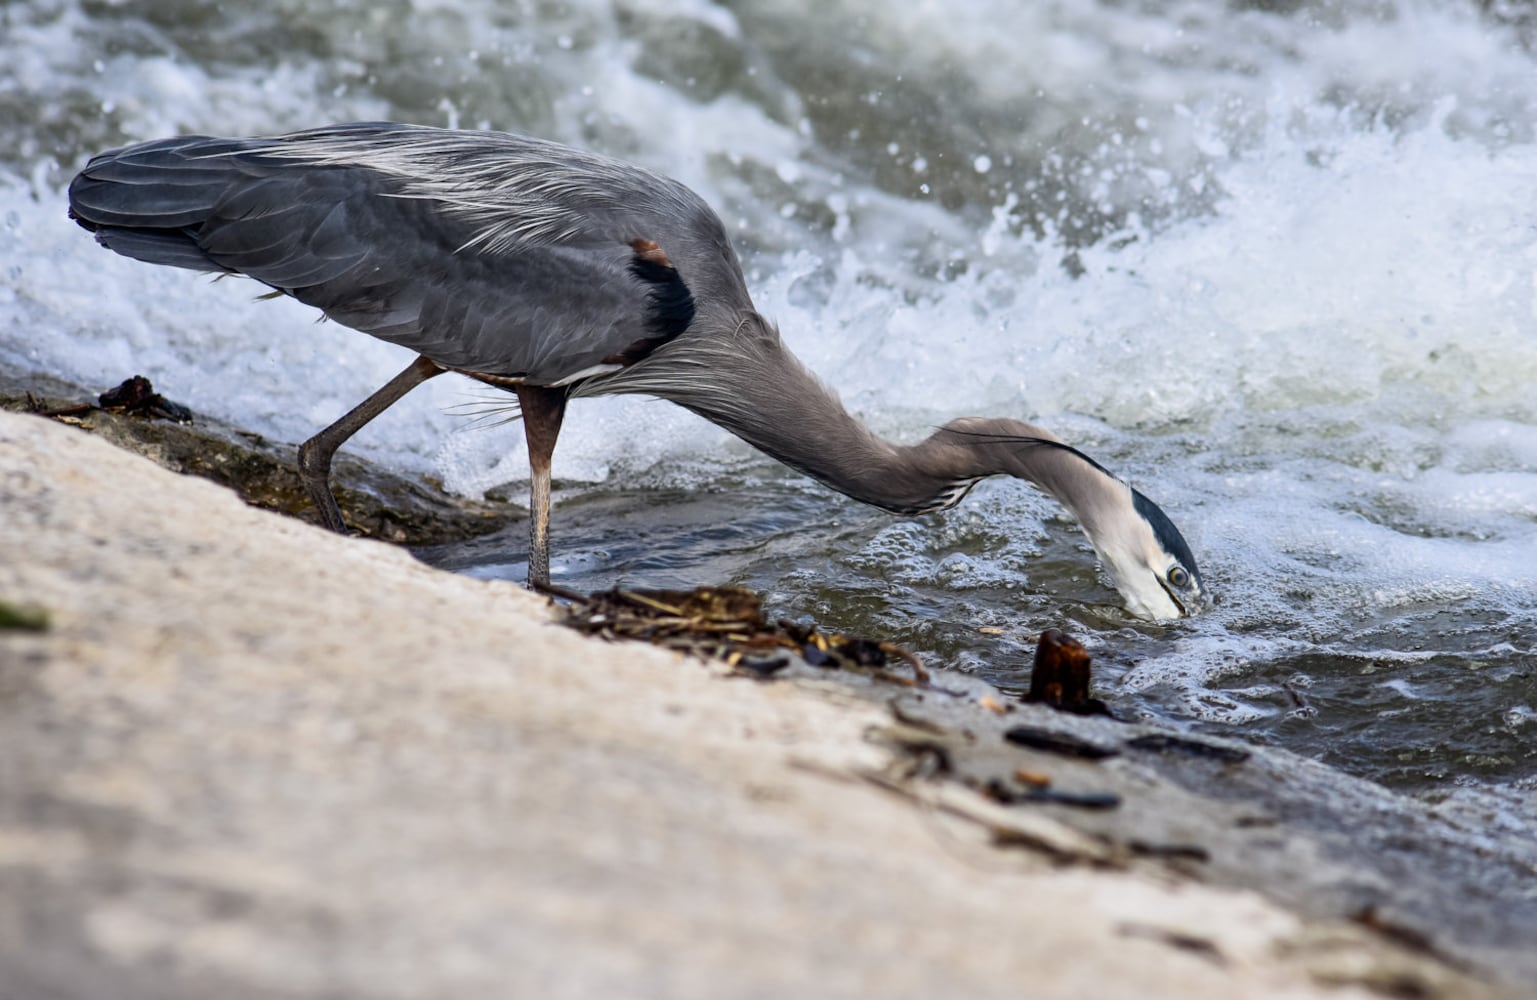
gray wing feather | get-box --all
[89,227,226,272]
[68,124,738,383]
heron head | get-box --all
[918,420,1210,621]
[989,434,1208,621]
[1089,487,1207,621]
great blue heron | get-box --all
[67,122,1207,620]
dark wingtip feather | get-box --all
[67,205,98,232]
[89,227,228,272]
[66,135,250,272]
[67,135,245,230]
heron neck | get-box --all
[709,397,1130,527]
[678,349,959,513]
[928,418,1139,548]
[602,313,1124,519]
[602,316,949,511]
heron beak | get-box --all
[1168,581,1213,619]
[1156,578,1195,619]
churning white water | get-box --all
[2,0,1535,796]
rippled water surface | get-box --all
[3,0,1535,801]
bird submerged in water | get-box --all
[67,122,1207,620]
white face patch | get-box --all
[1110,563,1186,620]
[1087,515,1197,622]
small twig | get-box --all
[879,641,930,686]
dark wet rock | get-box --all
[94,374,194,422]
[1124,733,1253,764]
[983,779,1122,810]
[1002,724,1122,760]
[1022,628,1113,716]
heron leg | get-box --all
[297,355,446,533]
[515,384,568,588]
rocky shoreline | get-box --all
[0,371,510,546]
[2,387,1533,999]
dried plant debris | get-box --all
[7,372,508,546]
[1127,841,1211,863]
[539,583,929,685]
[982,777,1122,811]
[1350,905,1473,973]
[35,374,193,423]
[1117,923,1228,965]
[778,618,930,685]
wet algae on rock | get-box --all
[1,371,509,545]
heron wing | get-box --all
[68,126,727,383]
[196,166,687,381]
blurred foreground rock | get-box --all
[0,408,1530,1000]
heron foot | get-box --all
[297,438,350,534]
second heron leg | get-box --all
[515,384,569,588]
[298,354,446,533]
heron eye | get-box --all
[1168,566,1190,589]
